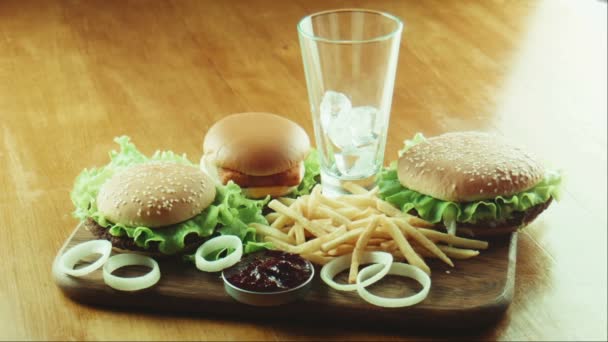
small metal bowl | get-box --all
[221,258,315,307]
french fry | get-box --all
[382,216,431,275]
[408,240,479,260]
[293,196,308,209]
[391,218,453,267]
[388,249,407,262]
[293,197,309,217]
[264,236,298,253]
[418,228,489,250]
[308,185,321,219]
[287,226,296,239]
[250,223,294,244]
[411,245,435,258]
[265,212,281,224]
[376,199,403,217]
[343,182,369,195]
[270,213,293,230]
[408,215,435,228]
[301,252,333,265]
[318,194,358,211]
[327,244,355,256]
[380,240,396,250]
[351,207,378,221]
[367,238,386,246]
[334,206,361,220]
[338,195,377,208]
[311,219,335,233]
[320,227,365,252]
[348,216,379,283]
[268,200,326,237]
[371,230,393,240]
[279,226,291,235]
[437,245,480,259]
[365,246,386,252]
[348,216,377,230]
[374,197,434,228]
[277,197,296,206]
[294,223,305,245]
[303,230,315,239]
[311,218,333,225]
[297,226,347,254]
[315,205,351,226]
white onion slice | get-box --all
[356,262,431,308]
[57,240,112,277]
[103,254,161,291]
[195,235,243,272]
[320,251,393,292]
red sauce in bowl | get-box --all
[223,250,313,293]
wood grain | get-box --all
[0,0,606,340]
[53,223,516,330]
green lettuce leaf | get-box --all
[70,136,270,255]
[377,133,562,227]
[398,132,427,157]
[290,148,321,197]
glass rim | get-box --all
[297,8,404,44]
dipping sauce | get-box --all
[223,250,313,292]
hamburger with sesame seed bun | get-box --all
[377,132,562,236]
[87,163,216,255]
[71,136,270,257]
[201,112,313,199]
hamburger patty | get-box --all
[218,163,303,187]
[426,199,553,230]
[84,218,206,255]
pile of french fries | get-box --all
[250,183,488,281]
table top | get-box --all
[1,0,606,340]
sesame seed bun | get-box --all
[203,112,310,176]
[397,132,545,202]
[96,162,216,228]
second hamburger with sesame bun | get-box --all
[377,132,562,236]
[202,112,318,199]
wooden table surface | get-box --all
[1,0,606,340]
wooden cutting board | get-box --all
[52,222,517,330]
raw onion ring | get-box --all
[356,262,431,308]
[195,235,243,272]
[320,251,393,292]
[103,254,160,291]
[57,240,112,277]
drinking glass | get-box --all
[298,9,403,196]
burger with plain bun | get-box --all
[377,132,561,236]
[201,112,319,198]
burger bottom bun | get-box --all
[85,218,205,257]
[243,185,298,199]
[426,199,552,237]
